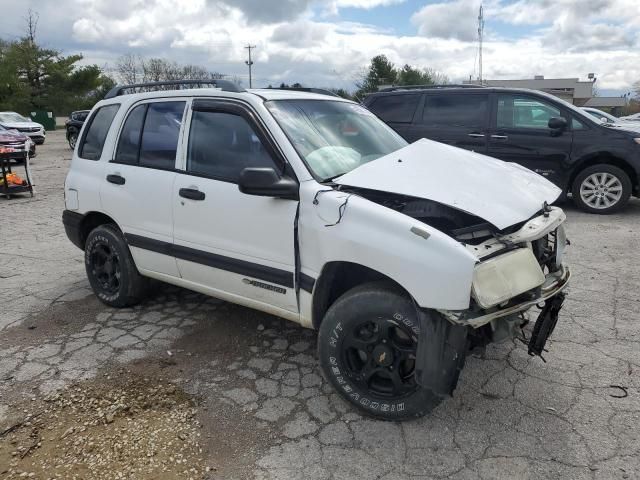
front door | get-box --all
[173,100,299,313]
[487,93,573,187]
[101,100,187,277]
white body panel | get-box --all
[173,173,299,313]
[336,138,562,230]
[298,181,479,311]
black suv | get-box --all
[65,110,90,149]
[364,86,640,213]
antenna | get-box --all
[478,4,484,84]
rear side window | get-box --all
[113,101,185,169]
[187,110,277,183]
[115,105,146,165]
[422,94,487,128]
[368,94,419,123]
[78,104,120,160]
[140,102,185,169]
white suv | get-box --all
[63,80,570,420]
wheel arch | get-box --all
[310,261,411,330]
[569,154,638,193]
[78,211,120,249]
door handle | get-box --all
[179,188,205,201]
[491,135,508,140]
[106,174,125,185]
[467,133,485,138]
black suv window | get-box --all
[187,111,277,182]
[78,104,120,160]
[422,94,487,128]
[368,94,419,123]
[140,102,185,169]
[497,95,561,130]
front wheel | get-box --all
[571,164,631,214]
[85,224,149,308]
[318,283,443,420]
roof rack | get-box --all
[265,87,340,97]
[378,84,485,92]
[104,79,244,99]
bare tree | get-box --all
[116,54,142,84]
[25,9,38,44]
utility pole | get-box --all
[477,4,484,84]
[245,44,256,88]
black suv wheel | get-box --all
[572,164,631,214]
[318,282,442,420]
[68,131,78,149]
[85,224,149,307]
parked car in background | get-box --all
[0,112,46,144]
[364,85,640,214]
[65,110,90,149]
[582,107,640,133]
[0,124,36,160]
[62,80,570,420]
[620,112,640,122]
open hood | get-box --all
[335,138,561,230]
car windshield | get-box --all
[0,113,28,122]
[266,100,407,181]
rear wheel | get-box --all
[85,224,148,308]
[318,282,442,420]
[572,164,631,214]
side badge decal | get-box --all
[243,278,287,295]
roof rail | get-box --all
[104,79,244,99]
[378,84,485,92]
[265,87,340,97]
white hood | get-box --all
[0,121,42,129]
[335,138,561,230]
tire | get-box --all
[84,224,148,308]
[318,282,442,420]
[68,132,78,149]
[571,164,632,214]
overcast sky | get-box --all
[1,0,638,95]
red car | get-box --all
[0,124,36,160]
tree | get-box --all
[0,9,114,114]
[397,65,449,86]
[355,55,448,99]
[115,54,227,85]
[355,55,398,97]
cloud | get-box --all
[411,0,484,42]
[0,0,637,92]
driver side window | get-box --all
[186,110,278,183]
[497,95,562,130]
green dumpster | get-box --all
[29,110,56,131]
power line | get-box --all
[245,44,256,88]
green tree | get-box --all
[397,65,449,86]
[0,10,114,114]
[355,55,398,98]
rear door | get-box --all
[366,93,423,142]
[416,93,490,153]
[487,93,573,186]
[101,99,187,277]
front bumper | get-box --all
[439,264,570,328]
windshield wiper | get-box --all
[321,172,349,183]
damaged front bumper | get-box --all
[438,264,570,328]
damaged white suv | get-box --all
[63,81,570,420]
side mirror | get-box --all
[548,117,567,131]
[238,167,298,200]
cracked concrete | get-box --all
[1,131,639,479]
